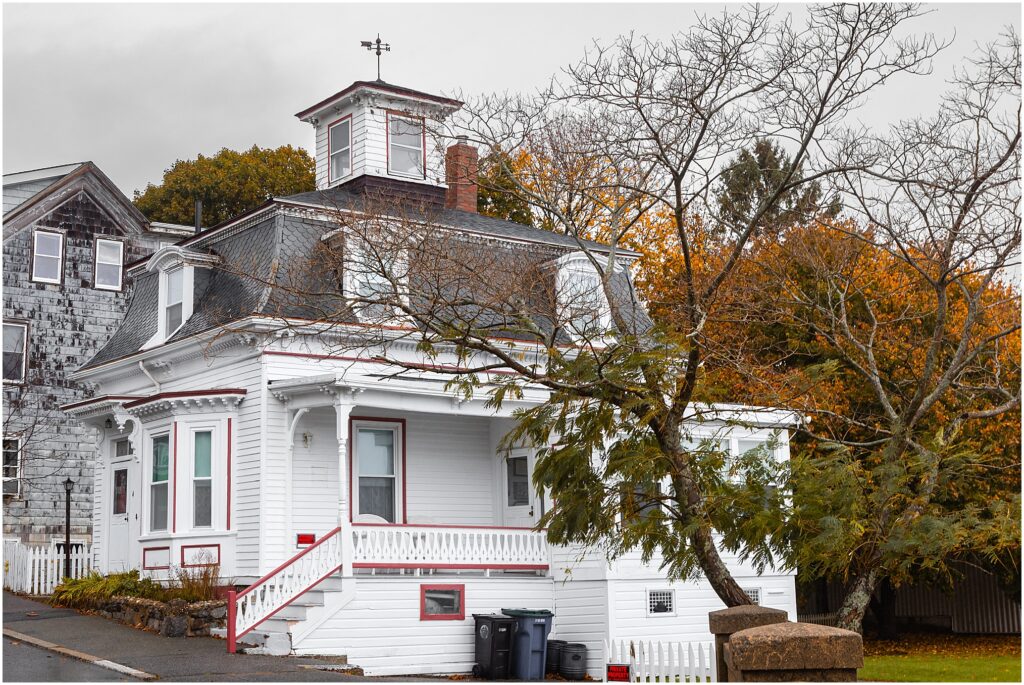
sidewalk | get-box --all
[2,592,367,681]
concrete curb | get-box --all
[2,628,158,680]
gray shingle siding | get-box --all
[3,185,152,543]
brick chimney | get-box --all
[445,136,478,213]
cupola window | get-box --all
[329,116,352,183]
[388,113,425,178]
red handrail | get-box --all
[227,526,342,654]
[236,526,341,600]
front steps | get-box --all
[232,574,353,656]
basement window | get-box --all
[744,588,761,605]
[420,584,464,621]
[647,589,675,616]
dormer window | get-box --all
[556,253,613,339]
[165,267,184,335]
[388,113,425,178]
[142,246,219,349]
[345,237,408,321]
[329,116,352,183]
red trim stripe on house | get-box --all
[226,417,232,530]
[172,422,177,533]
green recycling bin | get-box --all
[502,608,554,680]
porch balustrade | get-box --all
[351,524,549,571]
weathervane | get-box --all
[360,34,391,81]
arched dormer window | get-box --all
[141,246,220,349]
[555,251,616,340]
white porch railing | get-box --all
[605,639,717,683]
[227,526,343,653]
[351,524,549,570]
[3,540,93,595]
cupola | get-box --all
[295,81,463,191]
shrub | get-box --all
[51,570,165,609]
[167,555,222,602]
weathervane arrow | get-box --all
[360,34,391,82]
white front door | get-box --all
[502,449,539,528]
[107,439,135,571]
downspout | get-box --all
[138,360,161,393]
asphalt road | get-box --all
[2,636,133,682]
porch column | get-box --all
[333,390,356,577]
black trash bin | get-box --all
[502,608,554,681]
[472,614,517,680]
[546,639,566,674]
[559,643,588,681]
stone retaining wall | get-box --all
[96,596,227,637]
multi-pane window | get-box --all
[193,431,212,528]
[622,482,662,523]
[744,588,761,605]
[388,114,424,177]
[562,269,607,336]
[94,239,124,290]
[3,323,27,383]
[647,589,675,616]
[356,427,397,522]
[3,438,20,496]
[329,118,352,182]
[150,435,170,531]
[506,456,529,506]
[165,268,184,335]
[347,241,406,321]
[31,230,63,283]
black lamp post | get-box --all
[63,477,74,579]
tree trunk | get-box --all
[870,577,899,640]
[690,524,754,607]
[837,569,880,633]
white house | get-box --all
[63,78,797,677]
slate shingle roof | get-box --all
[82,181,651,371]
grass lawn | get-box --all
[861,654,1021,682]
[860,633,1021,682]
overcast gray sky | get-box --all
[3,2,1020,196]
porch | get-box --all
[268,374,552,577]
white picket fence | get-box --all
[3,540,93,595]
[605,639,717,682]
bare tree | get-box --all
[749,29,1021,630]
[241,5,942,608]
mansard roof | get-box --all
[80,178,651,372]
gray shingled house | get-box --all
[2,162,190,544]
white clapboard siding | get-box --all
[291,408,341,540]
[291,576,555,676]
[606,639,716,683]
[552,578,610,678]
[4,542,93,595]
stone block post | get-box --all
[708,605,788,682]
[724,622,863,681]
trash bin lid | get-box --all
[501,608,553,617]
[473,613,513,620]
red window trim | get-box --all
[420,583,465,621]
[385,110,426,180]
[327,114,353,185]
[142,546,171,571]
[172,422,178,534]
[348,416,407,524]
[92,236,126,292]
[30,228,66,285]
[226,417,232,530]
[180,543,221,568]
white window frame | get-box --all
[328,116,353,184]
[351,420,403,524]
[188,424,219,530]
[646,588,677,617]
[387,112,425,179]
[31,230,64,284]
[3,322,28,384]
[556,253,614,341]
[148,431,171,533]
[3,437,21,497]
[344,238,409,322]
[164,267,184,338]
[94,238,125,291]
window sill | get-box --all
[138,530,236,542]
